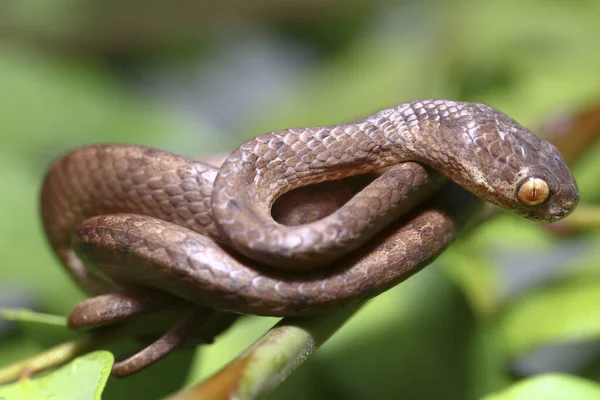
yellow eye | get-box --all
[517,177,550,206]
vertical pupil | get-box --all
[517,177,550,206]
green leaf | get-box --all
[0,351,113,400]
[500,280,600,357]
[482,374,600,400]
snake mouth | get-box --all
[555,200,579,219]
[515,197,578,223]
[543,197,578,222]
[550,208,573,221]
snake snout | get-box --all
[551,182,580,220]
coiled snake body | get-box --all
[40,99,578,373]
[211,100,578,269]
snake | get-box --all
[40,99,579,374]
[211,100,579,268]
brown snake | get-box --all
[211,100,578,268]
[40,99,579,375]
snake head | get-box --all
[460,103,580,222]
[418,101,580,223]
[509,139,580,222]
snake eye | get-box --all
[517,177,550,206]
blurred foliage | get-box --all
[1,0,600,399]
[482,374,600,400]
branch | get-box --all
[168,304,362,400]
